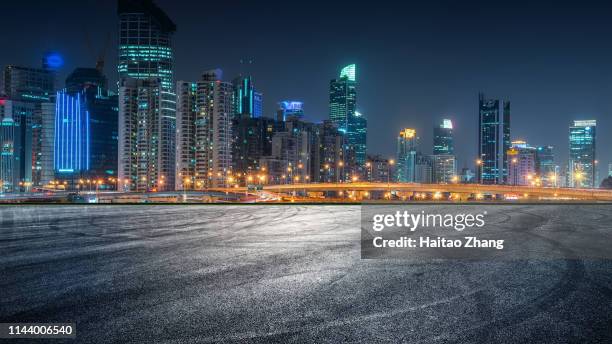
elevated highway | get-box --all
[212,182,612,201]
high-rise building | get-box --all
[329,64,366,175]
[432,119,455,183]
[608,163,612,178]
[3,65,54,102]
[347,111,367,168]
[276,101,304,122]
[118,0,176,190]
[232,116,278,178]
[0,100,34,191]
[365,155,394,183]
[478,93,510,184]
[312,120,344,183]
[568,120,596,188]
[3,63,56,188]
[536,145,556,187]
[415,153,433,183]
[57,68,118,184]
[232,76,262,119]
[175,70,234,190]
[432,155,456,184]
[118,78,162,192]
[507,140,537,186]
[175,81,197,189]
[259,118,316,184]
[0,115,15,192]
[54,91,90,175]
[433,119,454,155]
[396,128,418,182]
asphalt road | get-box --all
[1,205,611,343]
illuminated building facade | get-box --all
[313,121,344,183]
[329,64,357,132]
[507,140,537,186]
[0,116,15,192]
[54,91,90,175]
[396,128,418,182]
[118,78,162,192]
[432,119,456,183]
[569,120,596,188]
[478,93,510,184]
[432,155,456,184]
[231,117,278,179]
[365,155,394,183]
[175,70,234,189]
[277,101,304,122]
[233,76,262,119]
[63,68,118,183]
[329,64,366,177]
[118,0,176,190]
[0,100,34,191]
[536,145,556,187]
[434,119,454,155]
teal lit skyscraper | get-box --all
[329,64,366,175]
[329,64,356,132]
[233,76,262,118]
[569,120,596,188]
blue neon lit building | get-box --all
[54,91,90,174]
[277,101,304,121]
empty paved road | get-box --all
[1,205,611,343]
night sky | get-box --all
[2,1,612,180]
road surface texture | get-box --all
[1,205,611,343]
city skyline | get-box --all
[1,1,612,186]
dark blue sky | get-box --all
[2,0,612,180]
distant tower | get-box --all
[329,64,366,177]
[396,128,418,182]
[568,120,596,188]
[478,93,510,184]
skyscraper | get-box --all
[0,100,35,191]
[118,78,162,192]
[0,115,15,192]
[432,119,456,183]
[329,64,366,178]
[396,128,418,182]
[54,91,90,175]
[118,0,176,190]
[3,63,56,188]
[569,120,596,188]
[536,145,556,187]
[478,93,510,184]
[433,119,454,155]
[175,70,234,189]
[58,68,118,184]
[233,76,262,119]
[507,140,537,186]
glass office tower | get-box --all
[478,93,510,184]
[569,120,596,188]
[118,0,177,190]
